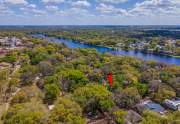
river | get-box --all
[32,34,180,66]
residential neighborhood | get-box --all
[116,39,180,56]
[0,37,22,47]
[0,37,23,56]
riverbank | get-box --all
[45,34,180,59]
[32,34,180,65]
[167,55,180,58]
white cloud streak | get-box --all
[3,0,28,5]
[42,0,65,4]
[72,1,91,8]
[97,0,128,4]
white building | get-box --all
[164,98,180,111]
[0,37,22,48]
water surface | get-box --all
[32,34,180,66]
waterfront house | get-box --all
[164,98,180,111]
[116,43,124,47]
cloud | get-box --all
[0,1,14,15]
[96,3,128,16]
[3,0,28,5]
[28,4,36,8]
[72,0,91,8]
[32,9,47,16]
[42,0,65,4]
[20,7,47,16]
[98,0,128,4]
[46,5,59,11]
[130,0,180,16]
[0,5,14,15]
[61,7,91,16]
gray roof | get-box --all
[144,102,165,113]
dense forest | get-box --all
[0,29,180,124]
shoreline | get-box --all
[33,34,180,60]
[55,36,180,58]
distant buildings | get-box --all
[0,37,22,48]
[116,38,178,56]
[0,37,23,56]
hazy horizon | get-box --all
[0,24,180,27]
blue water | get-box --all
[32,34,180,66]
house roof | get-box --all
[136,100,165,114]
[144,102,165,113]
[165,98,180,106]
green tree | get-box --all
[0,69,9,81]
[49,98,85,124]
[46,44,57,54]
[151,85,176,103]
[141,111,168,124]
[167,111,180,124]
[113,109,128,124]
[175,47,180,56]
[114,87,141,109]
[38,61,54,76]
[19,54,30,66]
[11,90,29,105]
[130,83,148,96]
[73,84,113,114]
[119,64,140,83]
[141,68,160,83]
[2,53,17,63]
[0,69,10,101]
[20,65,38,85]
[44,83,60,104]
[2,104,44,124]
[60,69,89,92]
[30,45,49,65]
[31,53,48,65]
[44,75,59,86]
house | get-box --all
[86,112,111,124]
[0,37,22,48]
[147,49,154,53]
[136,100,166,115]
[116,43,125,47]
[164,98,180,111]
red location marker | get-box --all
[107,73,113,87]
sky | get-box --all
[0,0,180,25]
